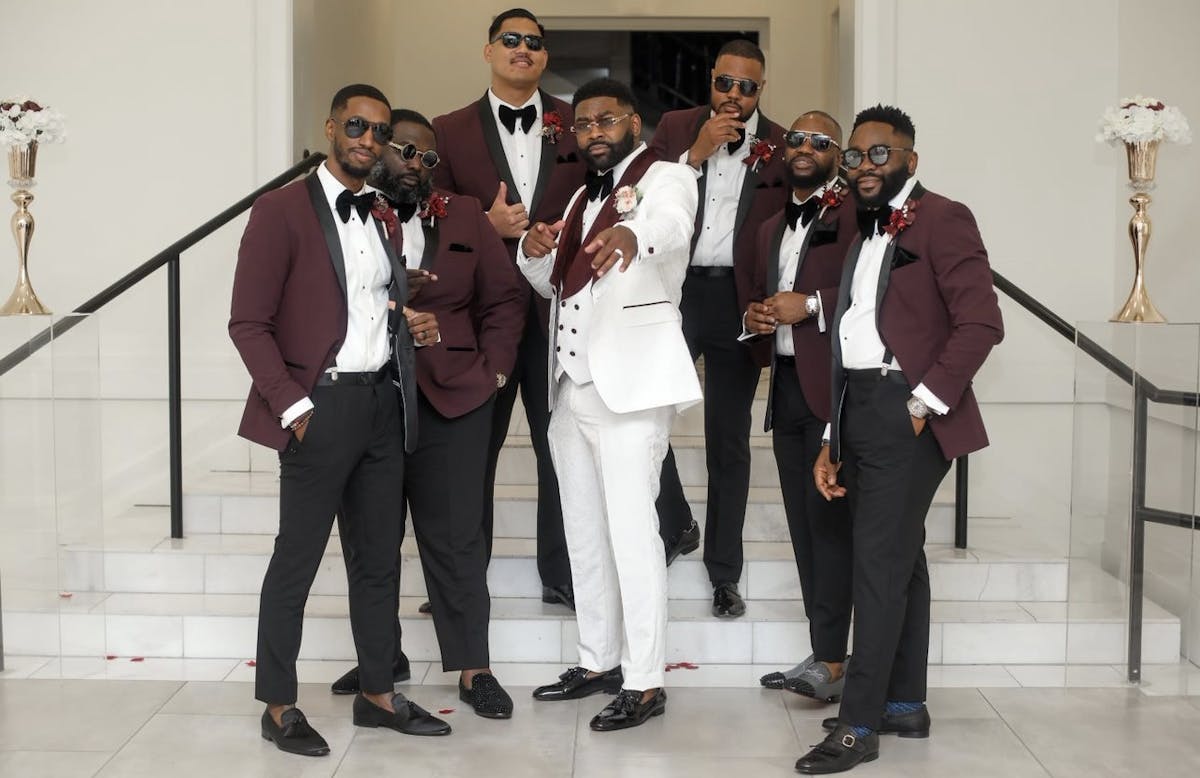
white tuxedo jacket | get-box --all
[518,159,702,415]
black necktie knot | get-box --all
[856,206,894,240]
[786,198,821,231]
[499,104,537,134]
[726,127,747,154]
[336,189,374,224]
[585,170,614,202]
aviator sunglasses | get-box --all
[784,131,840,152]
[388,142,440,169]
[841,144,913,169]
[712,74,760,96]
[338,116,393,144]
[491,31,545,51]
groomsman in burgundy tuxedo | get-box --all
[230,84,450,756]
[796,105,1004,774]
[648,38,789,617]
[328,109,526,718]
[432,8,585,608]
[742,111,857,703]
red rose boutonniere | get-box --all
[883,198,918,240]
[817,181,847,219]
[744,136,776,173]
[372,193,398,237]
[541,110,565,144]
[419,193,450,226]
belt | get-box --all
[775,355,796,366]
[315,366,389,386]
[845,367,908,385]
[686,265,735,277]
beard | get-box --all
[583,130,637,172]
[851,164,910,209]
[368,160,432,204]
[334,138,377,180]
[785,156,835,191]
[712,97,755,122]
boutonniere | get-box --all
[744,135,776,172]
[817,181,847,220]
[884,198,918,240]
[540,110,565,144]
[613,185,642,218]
[372,193,398,237]
[419,193,450,226]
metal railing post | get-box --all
[954,456,969,549]
[168,254,183,539]
[1127,379,1148,683]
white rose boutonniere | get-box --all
[613,185,642,218]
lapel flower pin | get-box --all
[744,135,776,173]
[371,193,398,237]
[613,185,642,218]
[883,198,918,240]
[419,193,451,226]
[817,180,847,220]
[541,110,565,145]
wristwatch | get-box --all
[804,295,820,318]
[496,372,508,389]
[906,395,930,419]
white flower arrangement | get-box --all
[613,184,642,217]
[0,98,67,146]
[1096,95,1191,146]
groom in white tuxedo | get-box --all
[517,77,700,732]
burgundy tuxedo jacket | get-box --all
[751,188,860,428]
[648,105,790,314]
[405,191,525,418]
[829,183,1004,462]
[432,91,587,327]
[229,172,415,452]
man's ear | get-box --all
[907,150,919,176]
[483,42,494,64]
[630,113,643,140]
[324,117,335,143]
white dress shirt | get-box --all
[684,110,759,267]
[487,89,543,206]
[280,162,392,428]
[774,183,836,356]
[399,207,425,267]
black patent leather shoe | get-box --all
[330,652,411,695]
[532,666,623,701]
[459,672,514,719]
[665,519,700,566]
[541,583,576,610]
[712,582,746,618]
[589,688,667,731]
[352,692,451,736]
[822,706,930,738]
[795,725,879,774]
[260,707,329,756]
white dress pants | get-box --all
[548,377,672,691]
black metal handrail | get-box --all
[956,269,1200,683]
[0,151,326,540]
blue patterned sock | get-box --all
[886,701,925,715]
[849,725,873,738]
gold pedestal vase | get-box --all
[1,141,51,315]
[1112,140,1165,323]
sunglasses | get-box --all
[569,113,632,134]
[491,31,544,51]
[338,116,393,144]
[388,141,440,169]
[841,144,912,169]
[784,131,840,152]
[712,74,760,97]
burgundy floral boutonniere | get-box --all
[744,135,776,172]
[419,193,450,226]
[541,110,565,144]
[817,181,847,220]
[884,198,918,240]
[371,193,398,237]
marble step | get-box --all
[2,591,1180,666]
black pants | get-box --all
[405,394,494,670]
[836,370,950,729]
[484,299,571,586]
[655,447,693,547]
[771,363,852,662]
[256,380,404,704]
[679,272,761,584]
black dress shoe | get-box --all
[541,583,575,610]
[821,706,930,738]
[459,672,514,719]
[330,652,412,695]
[418,600,433,614]
[532,666,623,701]
[795,725,879,774]
[589,688,666,731]
[260,707,330,757]
[664,519,700,566]
[712,582,746,618]
[352,692,451,736]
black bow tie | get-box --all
[336,189,374,224]
[394,201,418,224]
[786,198,821,231]
[726,127,747,154]
[498,104,537,134]
[585,169,614,202]
[856,206,894,240]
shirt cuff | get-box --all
[737,311,756,342]
[821,423,832,444]
[912,383,949,415]
[677,149,703,176]
[815,291,827,334]
[280,396,314,429]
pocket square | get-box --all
[449,243,473,253]
[810,224,838,247]
[754,179,785,189]
[556,152,580,164]
[892,246,919,268]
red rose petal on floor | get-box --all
[130,657,145,662]
[437,709,455,715]
[59,592,74,598]
[105,655,117,660]
[245,660,257,667]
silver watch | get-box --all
[804,294,819,317]
[906,395,930,419]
